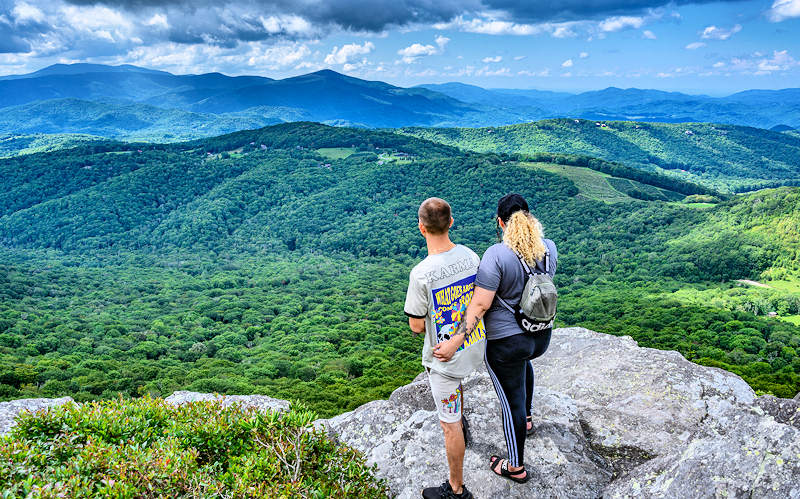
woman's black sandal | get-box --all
[526,415,535,436]
[489,456,530,484]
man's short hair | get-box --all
[418,197,451,235]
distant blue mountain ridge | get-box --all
[0,63,797,138]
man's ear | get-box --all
[418,220,426,236]
[449,217,454,228]
[498,217,506,230]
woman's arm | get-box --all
[433,285,495,362]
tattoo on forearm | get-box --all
[454,313,483,339]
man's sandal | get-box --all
[489,456,530,484]
[526,415,535,436]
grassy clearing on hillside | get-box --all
[665,280,800,322]
[768,279,800,294]
[521,162,632,203]
[399,119,800,192]
[317,147,356,159]
[783,315,800,325]
[679,202,716,209]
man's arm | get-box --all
[404,271,428,335]
[408,317,425,334]
[433,285,495,362]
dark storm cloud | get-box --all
[484,0,748,23]
[58,0,476,33]
[61,0,747,31]
[0,0,751,56]
[0,1,52,53]
[0,27,31,53]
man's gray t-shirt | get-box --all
[475,240,558,341]
[404,244,486,379]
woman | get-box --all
[434,193,557,484]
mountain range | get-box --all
[0,64,799,139]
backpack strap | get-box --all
[496,294,515,313]
[514,249,549,276]
[495,246,550,313]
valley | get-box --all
[1,122,798,417]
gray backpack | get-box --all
[497,250,558,333]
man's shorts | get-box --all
[427,368,464,424]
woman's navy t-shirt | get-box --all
[475,239,558,341]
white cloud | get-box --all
[435,16,538,35]
[258,15,314,36]
[482,55,502,63]
[726,50,798,74]
[599,16,644,32]
[701,24,742,40]
[60,4,135,43]
[551,25,577,38]
[324,41,374,65]
[579,52,589,59]
[145,14,169,29]
[12,3,45,23]
[642,30,657,39]
[562,59,573,68]
[767,0,800,22]
[248,43,311,69]
[513,55,526,61]
[397,43,437,63]
[517,68,550,77]
[405,68,438,78]
[757,49,797,72]
[435,15,580,39]
[475,66,511,76]
[397,37,447,63]
[685,42,706,50]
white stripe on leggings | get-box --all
[484,353,519,466]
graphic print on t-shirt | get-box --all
[430,275,486,350]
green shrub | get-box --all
[0,397,389,498]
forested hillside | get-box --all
[398,119,800,192]
[0,133,104,158]
[1,122,798,416]
[0,99,288,142]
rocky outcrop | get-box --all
[0,396,74,435]
[318,328,800,498]
[2,328,798,498]
[164,390,290,412]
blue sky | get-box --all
[1,0,799,94]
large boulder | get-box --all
[0,396,74,435]
[164,390,290,413]
[318,369,613,499]
[320,328,800,498]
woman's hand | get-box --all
[433,336,462,362]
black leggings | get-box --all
[484,329,551,467]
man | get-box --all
[404,197,486,499]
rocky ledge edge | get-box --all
[2,328,798,499]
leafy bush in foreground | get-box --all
[0,397,388,498]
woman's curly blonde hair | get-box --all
[503,210,546,265]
